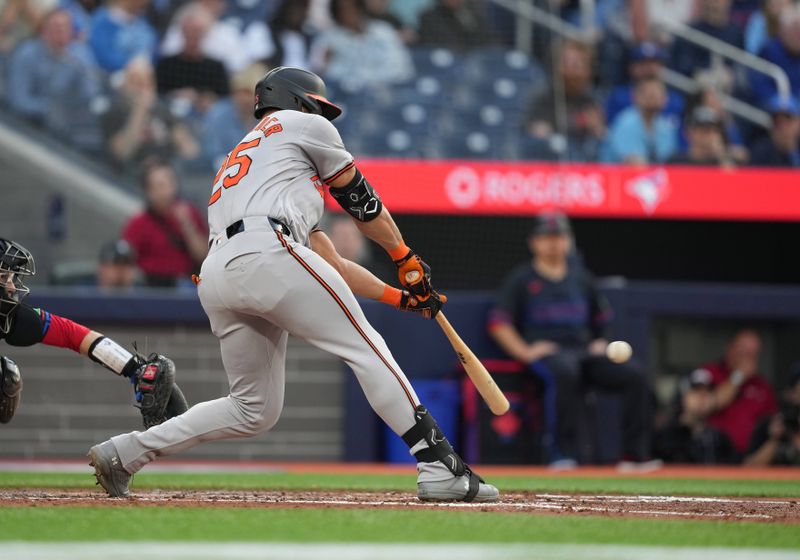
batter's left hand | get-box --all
[394,250,433,300]
[399,290,446,319]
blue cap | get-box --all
[630,42,666,62]
[530,211,571,236]
[766,95,800,116]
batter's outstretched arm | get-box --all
[309,230,442,318]
[309,230,386,300]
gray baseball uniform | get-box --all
[110,110,449,481]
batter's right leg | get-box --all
[268,235,498,502]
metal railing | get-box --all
[487,0,781,129]
[658,19,791,102]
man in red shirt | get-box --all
[123,160,208,287]
[695,329,778,458]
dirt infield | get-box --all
[2,489,798,523]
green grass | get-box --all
[0,507,798,548]
[0,471,798,497]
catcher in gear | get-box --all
[0,238,188,426]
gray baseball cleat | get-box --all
[418,474,500,502]
[87,440,132,497]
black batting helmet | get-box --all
[0,239,35,334]
[253,66,342,121]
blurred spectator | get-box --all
[683,86,749,163]
[670,0,744,78]
[745,0,791,54]
[749,95,800,166]
[526,41,607,161]
[268,0,314,69]
[96,239,138,290]
[155,2,229,115]
[750,4,800,106]
[605,42,684,123]
[311,0,414,90]
[102,57,200,174]
[745,364,800,465]
[7,8,102,151]
[646,0,697,35]
[59,0,100,39]
[365,0,415,42]
[417,0,493,50]
[161,0,274,73]
[322,214,393,283]
[223,0,281,30]
[694,329,778,457]
[488,212,655,467]
[0,0,57,54]
[88,0,157,73]
[653,368,738,463]
[388,0,432,28]
[606,76,678,164]
[202,63,264,170]
[122,160,208,287]
[144,0,189,38]
[667,106,733,166]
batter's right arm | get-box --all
[309,230,386,300]
[327,167,433,299]
[327,167,403,251]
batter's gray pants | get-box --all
[111,225,421,473]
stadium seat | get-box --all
[410,47,464,80]
[428,129,508,160]
[460,47,545,87]
[354,128,422,159]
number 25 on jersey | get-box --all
[208,118,283,206]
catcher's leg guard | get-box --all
[0,356,22,424]
[401,405,498,502]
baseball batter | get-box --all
[89,67,499,502]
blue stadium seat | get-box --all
[460,47,545,87]
[410,47,464,80]
[355,128,422,158]
[426,129,509,160]
[515,134,561,161]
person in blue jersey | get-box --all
[488,211,656,469]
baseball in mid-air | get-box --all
[606,340,633,364]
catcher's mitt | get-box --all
[131,354,186,428]
[0,356,22,424]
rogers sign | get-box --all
[444,166,607,209]
[349,159,800,221]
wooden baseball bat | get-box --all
[434,312,510,416]
[404,270,509,415]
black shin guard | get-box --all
[401,405,483,501]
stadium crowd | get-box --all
[0,0,799,173]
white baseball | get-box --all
[606,340,633,364]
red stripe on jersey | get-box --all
[41,314,91,352]
[275,231,417,409]
[323,161,355,184]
